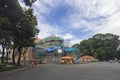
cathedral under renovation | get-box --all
[31,35,80,64]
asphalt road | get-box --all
[0,62,120,80]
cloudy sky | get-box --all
[19,0,120,45]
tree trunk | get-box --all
[23,48,27,66]
[1,44,5,63]
[6,48,9,64]
[17,47,22,66]
[12,47,16,65]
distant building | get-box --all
[31,36,81,64]
[32,36,64,64]
[14,38,41,64]
[37,36,64,48]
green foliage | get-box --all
[73,33,120,61]
[15,9,39,48]
[117,49,120,59]
[0,17,12,46]
[24,0,36,7]
[0,0,39,65]
[0,0,23,24]
[78,39,93,56]
[92,33,119,50]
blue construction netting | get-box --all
[44,46,61,52]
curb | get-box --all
[0,65,39,76]
[0,66,30,76]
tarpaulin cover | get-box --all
[44,46,61,52]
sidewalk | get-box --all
[0,65,31,76]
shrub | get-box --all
[0,63,6,69]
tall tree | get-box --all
[0,0,39,65]
[73,33,120,61]
[79,39,93,56]
[15,0,38,66]
[0,17,12,63]
[16,9,39,65]
[0,0,23,64]
[92,33,119,50]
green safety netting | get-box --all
[29,46,33,49]
[39,36,63,44]
[35,45,41,49]
[47,44,63,47]
[34,51,46,56]
[65,47,80,54]
[34,52,40,56]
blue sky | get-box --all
[19,0,120,45]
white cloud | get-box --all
[61,33,82,45]
[18,0,25,7]
[90,0,120,36]
[33,0,120,43]
[70,39,82,45]
[18,0,29,9]
[32,0,59,39]
[64,0,120,36]
[62,0,103,31]
[97,11,120,35]
[37,21,60,39]
[33,1,51,14]
[98,0,120,16]
[19,0,120,45]
[19,0,80,43]
[63,33,73,40]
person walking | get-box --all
[31,60,35,68]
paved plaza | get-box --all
[0,62,120,80]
